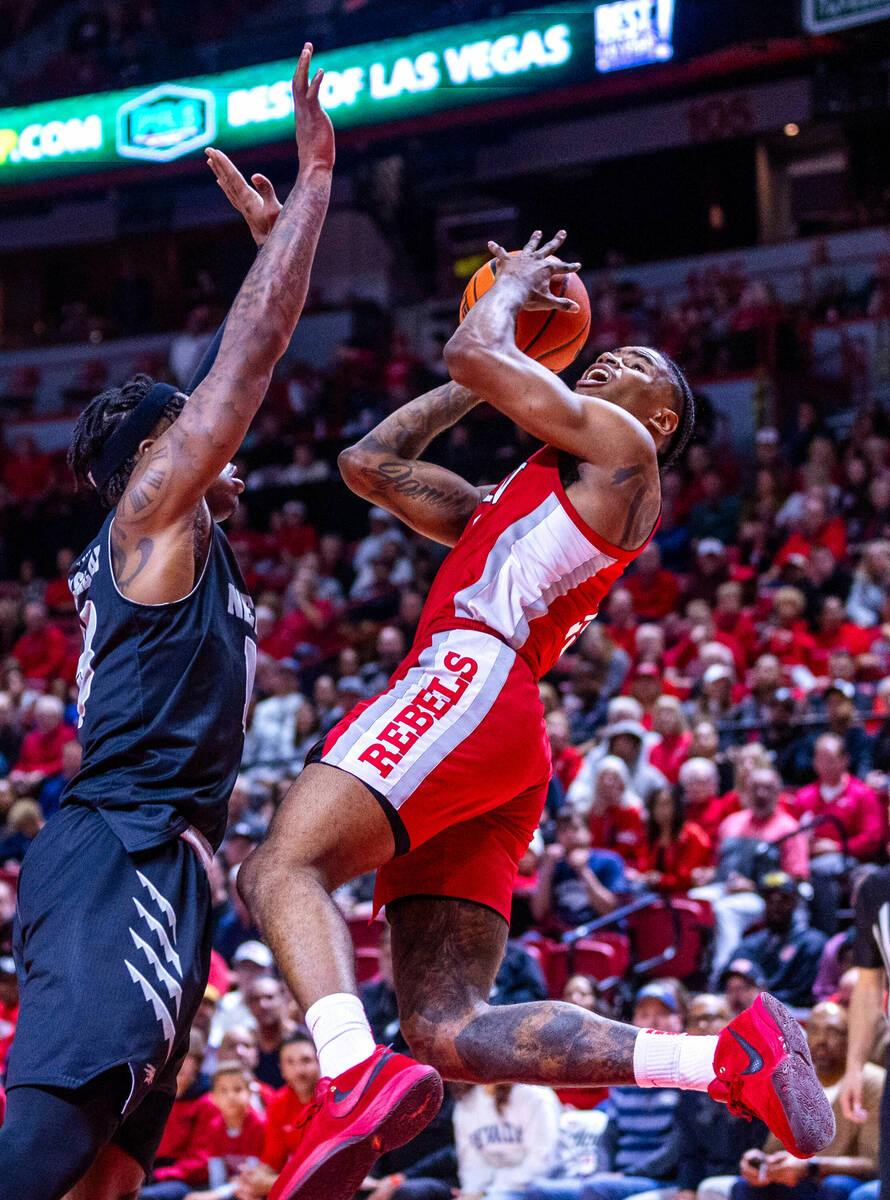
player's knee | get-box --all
[401,1005,493,1082]
[236,843,269,910]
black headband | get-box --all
[87,382,179,491]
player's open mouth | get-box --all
[580,365,613,385]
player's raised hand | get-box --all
[292,42,335,171]
[487,230,581,312]
[205,147,282,247]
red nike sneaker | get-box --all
[269,1045,443,1200]
[709,992,835,1157]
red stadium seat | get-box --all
[347,914,386,951]
[626,901,707,982]
[586,931,631,977]
[572,939,619,982]
[354,946,381,983]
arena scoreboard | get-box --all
[0,1,677,187]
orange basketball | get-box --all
[459,253,591,373]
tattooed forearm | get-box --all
[357,381,480,462]
[363,460,476,510]
[216,165,332,390]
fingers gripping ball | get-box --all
[459,254,591,373]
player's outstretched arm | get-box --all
[338,380,485,546]
[117,44,333,532]
[444,231,655,472]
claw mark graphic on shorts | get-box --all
[126,875,183,1060]
[132,897,182,975]
[129,928,182,1016]
[137,869,178,940]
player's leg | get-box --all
[62,1143,144,1200]
[0,1068,129,1200]
[389,895,638,1085]
[390,894,835,1159]
[238,761,395,1014]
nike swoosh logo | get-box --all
[730,1028,765,1075]
[330,1049,391,1117]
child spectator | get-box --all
[185,1062,266,1199]
[235,1031,320,1199]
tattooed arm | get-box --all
[444,232,660,549]
[112,46,333,599]
[338,380,486,546]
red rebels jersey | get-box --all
[416,446,656,680]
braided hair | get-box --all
[67,374,186,508]
[658,354,695,475]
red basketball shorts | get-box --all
[315,627,550,922]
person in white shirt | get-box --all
[453,1081,561,1200]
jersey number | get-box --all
[75,599,98,728]
[242,637,257,734]
[561,613,596,656]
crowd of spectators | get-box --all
[1,268,890,1191]
[5,0,543,103]
[585,243,890,384]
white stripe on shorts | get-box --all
[323,628,515,809]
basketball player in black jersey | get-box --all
[0,46,333,1200]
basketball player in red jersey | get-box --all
[209,170,833,1200]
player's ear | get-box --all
[650,405,679,440]
[137,436,156,458]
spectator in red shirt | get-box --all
[236,1031,320,1198]
[187,1063,266,1198]
[43,548,77,617]
[684,538,731,607]
[637,786,712,894]
[577,754,646,867]
[9,694,75,793]
[648,696,692,784]
[259,569,339,663]
[775,489,847,567]
[274,499,318,565]
[1,435,51,501]
[713,581,757,665]
[810,594,875,677]
[796,733,884,862]
[603,586,638,657]
[758,586,817,673]
[677,756,725,841]
[546,709,583,793]
[625,543,680,621]
[627,663,662,729]
[11,602,68,684]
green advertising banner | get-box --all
[0,1,677,187]
[803,0,890,31]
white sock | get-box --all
[633,1030,719,1092]
[305,993,376,1080]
